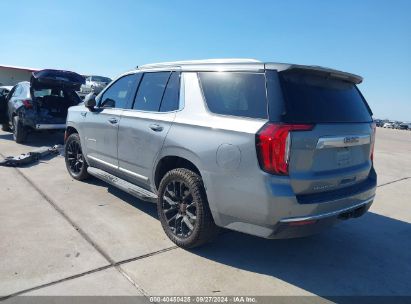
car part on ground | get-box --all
[64,59,377,248]
[0,145,62,167]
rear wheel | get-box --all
[65,133,90,180]
[157,168,219,248]
[12,116,27,143]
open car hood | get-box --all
[31,69,85,91]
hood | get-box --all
[31,69,85,91]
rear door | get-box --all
[83,73,139,172]
[31,69,85,91]
[7,84,30,118]
[269,70,375,197]
[117,71,180,187]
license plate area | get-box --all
[336,148,351,167]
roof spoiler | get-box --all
[285,65,363,84]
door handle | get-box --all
[80,112,87,117]
[108,117,118,125]
[149,124,163,132]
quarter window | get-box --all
[100,73,140,109]
[199,72,268,119]
[133,72,170,111]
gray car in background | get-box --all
[80,75,112,94]
[64,59,377,248]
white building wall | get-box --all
[0,68,33,86]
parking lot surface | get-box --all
[0,128,410,300]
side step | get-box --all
[87,166,158,203]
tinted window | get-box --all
[100,74,139,109]
[12,86,22,97]
[278,71,372,123]
[199,72,268,119]
[133,72,170,111]
[160,72,180,112]
[92,76,111,83]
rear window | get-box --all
[33,88,62,97]
[278,71,372,123]
[199,72,268,119]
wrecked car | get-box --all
[1,69,85,143]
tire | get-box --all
[157,168,219,248]
[1,121,11,132]
[64,133,90,181]
[12,116,27,143]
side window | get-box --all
[12,86,21,97]
[198,72,268,119]
[100,74,140,109]
[160,72,180,112]
[133,72,170,111]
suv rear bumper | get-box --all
[280,196,374,223]
[205,168,377,239]
[270,195,374,239]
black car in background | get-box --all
[374,119,384,127]
[0,86,13,124]
[1,70,85,143]
[398,123,410,130]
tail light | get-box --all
[370,122,376,161]
[22,99,33,109]
[256,123,314,175]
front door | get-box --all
[83,73,140,172]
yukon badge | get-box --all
[344,136,360,144]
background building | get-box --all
[0,65,38,86]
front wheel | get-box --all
[157,168,219,248]
[64,133,90,180]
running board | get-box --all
[87,167,158,203]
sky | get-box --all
[1,0,410,121]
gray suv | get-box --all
[64,59,377,248]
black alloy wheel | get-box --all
[162,179,197,238]
[64,133,90,180]
[157,168,219,248]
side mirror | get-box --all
[84,93,96,110]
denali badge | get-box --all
[313,184,335,191]
[344,136,360,144]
